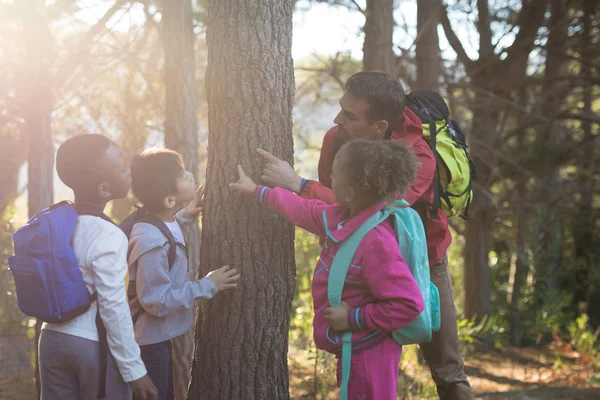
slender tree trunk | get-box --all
[415,0,440,90]
[452,0,546,324]
[163,1,200,398]
[577,0,598,326]
[534,0,568,302]
[188,1,295,399]
[363,0,395,74]
[509,87,529,345]
[463,92,496,321]
[19,1,54,397]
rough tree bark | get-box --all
[163,1,201,398]
[415,0,440,90]
[363,0,395,74]
[188,1,296,399]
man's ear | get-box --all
[97,182,112,199]
[163,195,177,210]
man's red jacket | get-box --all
[300,107,452,266]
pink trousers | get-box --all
[336,336,403,400]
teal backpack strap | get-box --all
[327,207,391,400]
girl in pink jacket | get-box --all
[231,140,424,400]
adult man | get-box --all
[259,71,472,400]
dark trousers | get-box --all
[420,254,473,400]
[137,340,173,400]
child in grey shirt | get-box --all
[128,148,239,400]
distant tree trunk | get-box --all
[415,0,440,90]
[163,1,200,398]
[363,0,395,73]
[508,87,529,346]
[579,0,599,327]
[534,0,568,303]
[441,0,548,323]
[187,1,296,399]
[463,98,496,321]
[19,1,54,397]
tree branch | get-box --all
[558,112,600,124]
[477,0,494,58]
[502,0,548,70]
[439,2,474,70]
[54,0,128,90]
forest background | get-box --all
[1,0,599,399]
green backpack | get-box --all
[328,200,441,400]
[406,90,476,219]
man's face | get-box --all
[333,91,386,143]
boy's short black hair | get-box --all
[130,148,185,212]
[56,134,113,194]
[345,71,406,132]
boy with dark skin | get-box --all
[40,134,157,400]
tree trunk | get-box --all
[443,0,547,324]
[163,1,201,398]
[579,0,599,327]
[508,87,529,346]
[19,1,54,397]
[534,0,568,302]
[415,0,440,90]
[463,92,496,321]
[363,0,395,74]
[188,1,295,399]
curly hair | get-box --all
[337,139,420,203]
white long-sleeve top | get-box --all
[42,215,147,383]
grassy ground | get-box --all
[289,345,600,400]
[1,344,598,399]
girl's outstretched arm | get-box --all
[230,165,329,237]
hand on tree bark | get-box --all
[187,185,205,215]
[257,148,302,193]
[206,265,240,292]
[324,301,351,332]
[229,165,258,194]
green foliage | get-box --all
[0,205,30,338]
[567,314,600,367]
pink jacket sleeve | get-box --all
[347,233,424,332]
[255,185,328,237]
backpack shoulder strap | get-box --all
[327,209,390,308]
[135,215,178,271]
[328,207,392,400]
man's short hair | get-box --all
[56,134,113,193]
[130,148,185,212]
[345,71,406,132]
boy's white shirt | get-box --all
[165,219,186,245]
[42,215,147,383]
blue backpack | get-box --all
[9,201,100,322]
[327,200,441,400]
[8,200,114,398]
